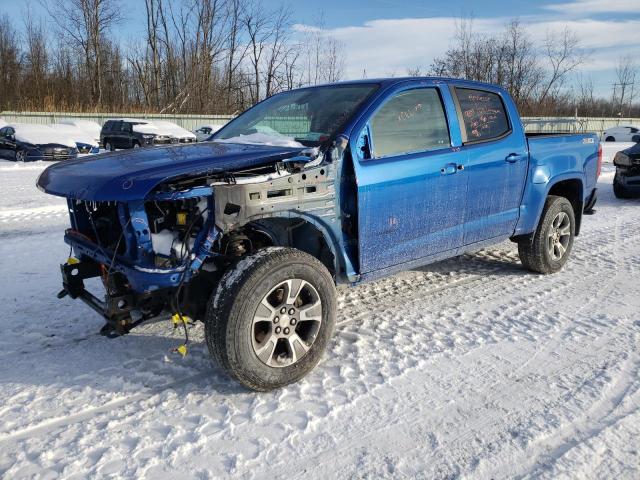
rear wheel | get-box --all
[613,172,631,199]
[518,195,575,274]
[205,247,336,391]
[605,136,615,142]
[104,141,114,151]
[132,141,140,148]
[15,149,26,162]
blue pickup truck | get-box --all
[38,77,601,390]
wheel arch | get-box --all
[513,175,585,242]
[227,214,345,281]
[547,178,584,236]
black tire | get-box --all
[613,172,631,199]
[605,136,615,142]
[132,141,140,148]
[518,195,575,274]
[15,149,26,162]
[205,247,336,391]
[104,140,114,151]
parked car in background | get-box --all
[51,124,99,154]
[100,119,173,151]
[602,125,640,142]
[39,78,601,391]
[0,124,78,161]
[194,124,223,142]
[613,143,640,198]
[58,119,101,146]
[153,120,197,143]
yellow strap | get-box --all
[171,313,192,326]
[66,257,80,265]
[176,344,188,357]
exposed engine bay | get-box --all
[60,140,354,336]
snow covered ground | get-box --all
[0,145,638,479]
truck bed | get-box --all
[526,132,600,197]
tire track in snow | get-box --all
[0,372,215,446]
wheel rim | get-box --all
[547,211,571,261]
[16,151,25,161]
[133,143,140,148]
[251,278,322,368]
[106,143,112,151]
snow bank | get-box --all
[57,119,101,141]
[50,124,98,147]
[0,118,6,128]
[131,123,159,135]
[153,120,197,140]
[11,124,76,148]
[216,132,303,148]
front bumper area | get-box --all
[615,168,640,195]
[65,230,188,292]
[59,260,172,336]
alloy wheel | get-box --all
[547,211,571,261]
[251,279,322,368]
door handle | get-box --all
[505,153,524,163]
[440,163,458,175]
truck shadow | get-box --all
[412,248,526,278]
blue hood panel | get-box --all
[37,142,306,201]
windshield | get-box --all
[214,84,378,147]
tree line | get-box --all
[427,18,638,117]
[0,3,637,117]
[0,0,344,114]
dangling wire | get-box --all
[170,204,210,357]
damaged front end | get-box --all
[41,141,350,336]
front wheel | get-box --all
[605,136,615,142]
[104,141,114,151]
[518,195,575,274]
[15,149,26,162]
[205,247,336,391]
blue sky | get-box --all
[2,0,639,99]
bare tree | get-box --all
[536,27,586,106]
[42,0,121,107]
[612,55,636,117]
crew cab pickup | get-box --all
[37,78,601,391]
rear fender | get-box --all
[513,172,584,239]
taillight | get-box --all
[596,143,602,178]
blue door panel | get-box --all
[357,149,468,273]
[463,139,528,243]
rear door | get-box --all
[353,83,468,274]
[451,85,528,245]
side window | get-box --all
[455,88,510,142]
[103,121,113,131]
[369,88,449,158]
[121,122,132,132]
[0,127,6,137]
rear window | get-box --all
[103,121,114,131]
[455,88,510,142]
